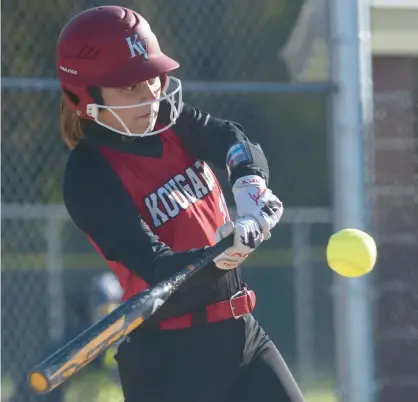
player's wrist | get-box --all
[233,175,266,189]
[225,141,269,186]
[229,167,268,188]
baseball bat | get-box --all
[28,235,233,394]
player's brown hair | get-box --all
[60,97,84,149]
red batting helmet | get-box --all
[57,6,182,136]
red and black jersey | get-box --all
[63,101,269,321]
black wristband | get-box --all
[226,141,269,186]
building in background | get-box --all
[281,0,418,82]
[283,1,418,401]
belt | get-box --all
[158,288,256,330]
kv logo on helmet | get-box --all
[126,34,149,60]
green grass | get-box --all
[2,374,338,402]
[304,388,339,402]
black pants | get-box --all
[115,314,304,402]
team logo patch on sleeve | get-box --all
[226,142,252,174]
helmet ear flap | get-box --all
[87,87,104,105]
[60,85,98,120]
[62,87,80,106]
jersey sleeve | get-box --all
[160,101,270,185]
[63,141,219,286]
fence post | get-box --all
[45,216,65,343]
[329,0,375,400]
[293,222,314,392]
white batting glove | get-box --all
[213,217,264,270]
[232,175,283,239]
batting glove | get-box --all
[213,217,264,270]
[232,175,283,239]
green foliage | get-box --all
[64,370,124,402]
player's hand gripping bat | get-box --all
[28,235,234,394]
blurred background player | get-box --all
[9,272,123,402]
[64,272,124,402]
[88,272,123,375]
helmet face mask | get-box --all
[57,6,182,137]
[86,76,183,137]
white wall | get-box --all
[371,0,418,8]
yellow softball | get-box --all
[326,228,377,277]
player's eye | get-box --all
[148,78,161,93]
[124,84,136,91]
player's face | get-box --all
[99,77,162,134]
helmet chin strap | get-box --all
[86,76,182,137]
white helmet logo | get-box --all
[125,34,149,60]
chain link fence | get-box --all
[2,0,339,401]
[5,3,418,402]
[5,2,418,402]
[1,205,337,402]
[1,0,330,204]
